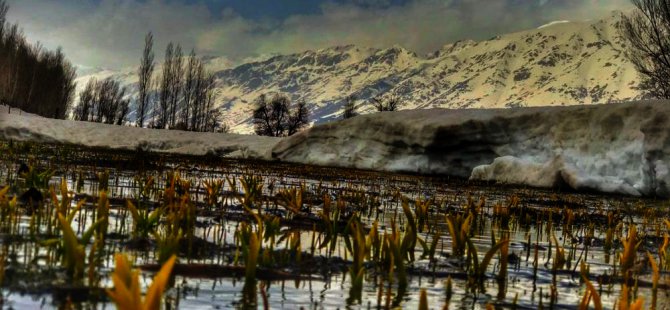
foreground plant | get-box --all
[127,200,163,239]
[45,208,102,280]
[552,233,566,272]
[345,217,368,303]
[277,185,305,217]
[446,212,473,257]
[0,186,17,232]
[418,288,428,310]
[107,253,177,310]
[618,283,644,310]
[418,231,440,262]
[203,178,224,208]
[414,198,431,233]
[660,234,669,270]
[21,165,53,192]
[228,174,264,212]
[154,228,182,265]
[466,236,509,292]
[579,262,602,310]
[648,252,659,310]
[318,195,344,256]
[620,225,639,281]
[236,222,262,281]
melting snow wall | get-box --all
[272,101,670,197]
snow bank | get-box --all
[0,105,37,117]
[3,101,670,197]
[0,110,279,159]
[272,101,670,196]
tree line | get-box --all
[73,78,129,125]
[0,0,76,119]
[76,32,222,133]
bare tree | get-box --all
[287,100,309,135]
[74,78,95,121]
[137,32,154,127]
[342,94,357,119]
[203,72,218,132]
[253,94,309,137]
[131,38,221,132]
[77,77,128,124]
[179,49,197,129]
[169,44,183,128]
[620,0,670,98]
[157,43,174,128]
[370,94,402,112]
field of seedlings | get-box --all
[0,140,668,309]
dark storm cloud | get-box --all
[5,0,632,71]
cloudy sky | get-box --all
[5,0,633,72]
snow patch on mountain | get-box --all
[272,101,670,197]
[538,20,570,29]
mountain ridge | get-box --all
[76,11,644,133]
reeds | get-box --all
[228,174,264,212]
[277,185,305,217]
[619,224,638,281]
[346,217,368,303]
[617,283,644,310]
[446,212,473,257]
[418,288,428,310]
[203,178,223,208]
[647,252,659,310]
[127,200,163,239]
[56,212,103,280]
[466,236,509,292]
[552,233,566,272]
[579,262,603,310]
[236,222,262,281]
[0,143,663,309]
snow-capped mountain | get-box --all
[76,11,643,133]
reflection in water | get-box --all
[240,279,257,310]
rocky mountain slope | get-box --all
[76,11,643,133]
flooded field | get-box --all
[0,141,668,309]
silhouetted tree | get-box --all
[169,44,183,128]
[137,32,154,127]
[620,0,670,98]
[203,73,218,131]
[76,77,128,125]
[157,42,174,128]
[342,94,357,119]
[74,78,95,121]
[0,1,75,119]
[287,100,309,135]
[189,59,204,131]
[253,94,310,137]
[179,49,197,129]
[371,94,402,112]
